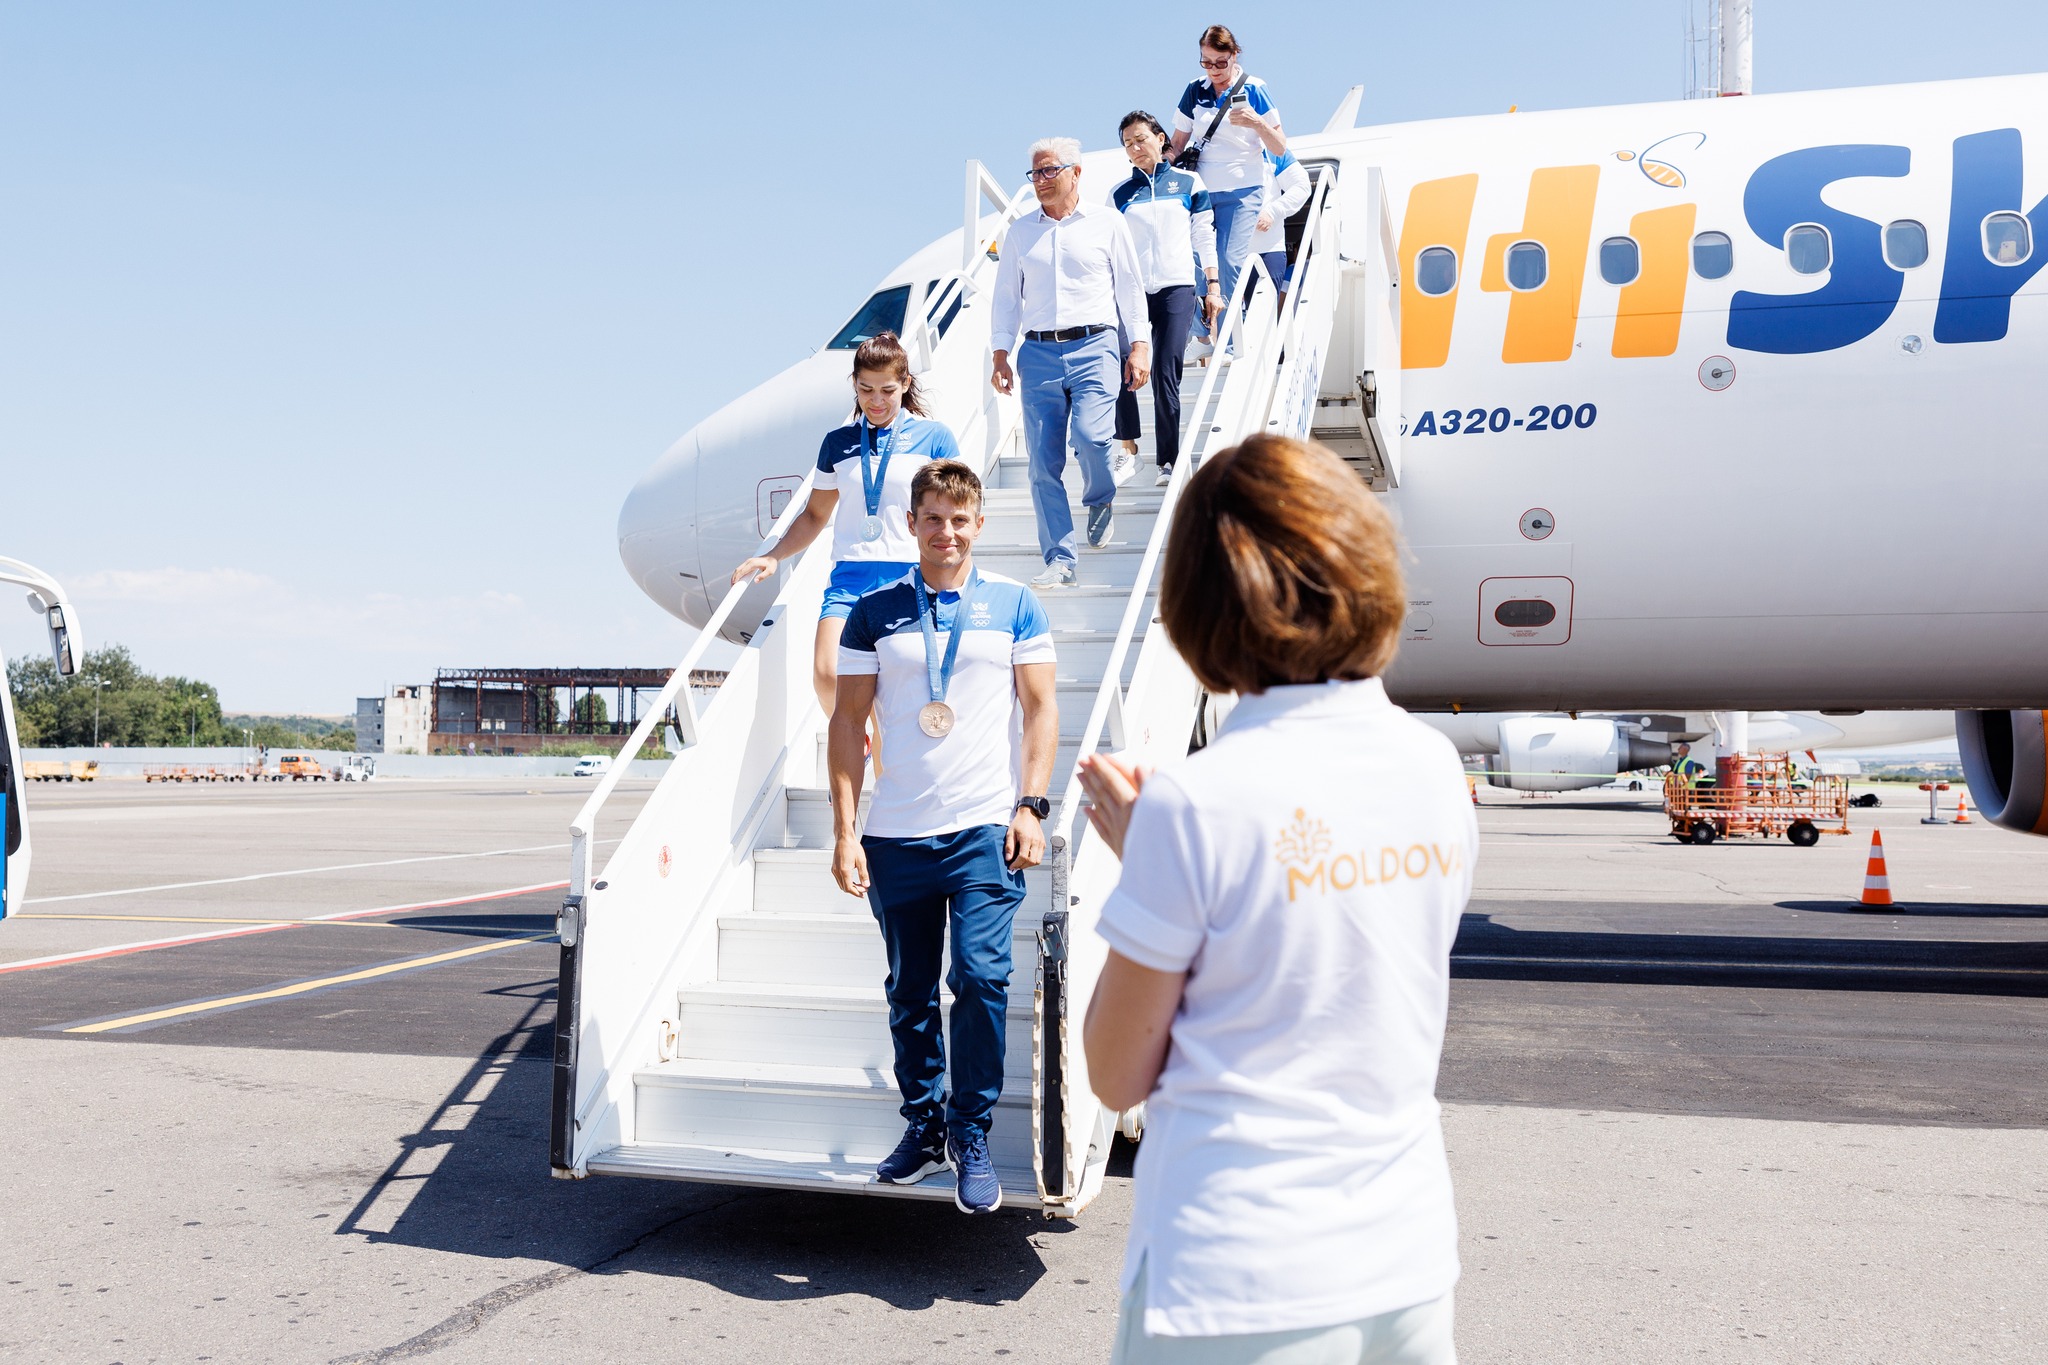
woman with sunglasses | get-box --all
[1111,110,1219,486]
[1166,24,1286,319]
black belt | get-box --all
[1024,324,1111,343]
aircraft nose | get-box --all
[618,430,709,625]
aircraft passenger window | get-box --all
[1883,219,1929,270]
[827,284,912,349]
[1414,246,1458,296]
[1505,241,1547,290]
[1984,212,2032,266]
[1691,231,1734,279]
[1598,236,1641,286]
[1785,224,1831,275]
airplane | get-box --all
[616,70,2048,837]
[0,557,82,917]
[1424,709,1954,791]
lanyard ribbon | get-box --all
[859,419,895,519]
[913,568,975,705]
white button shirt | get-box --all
[1095,678,1477,1338]
[989,200,1148,356]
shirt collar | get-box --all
[1218,678,1390,736]
[1036,199,1096,225]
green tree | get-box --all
[10,644,250,747]
[573,692,609,728]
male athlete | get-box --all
[828,459,1058,1214]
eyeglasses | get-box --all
[1026,164,1074,182]
[1198,55,1233,69]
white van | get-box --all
[572,756,612,778]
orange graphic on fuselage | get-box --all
[1613,202,1697,358]
[1396,174,1479,370]
[1480,164,1601,364]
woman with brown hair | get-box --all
[732,331,961,717]
[1080,434,1474,1364]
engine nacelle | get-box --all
[1485,717,1674,792]
[1955,710,2048,835]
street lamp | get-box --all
[85,675,112,747]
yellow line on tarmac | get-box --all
[63,933,551,1034]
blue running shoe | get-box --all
[948,1129,1002,1214]
[876,1120,948,1185]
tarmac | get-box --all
[3,777,2045,1362]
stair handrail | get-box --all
[1046,167,1338,858]
[567,471,818,900]
[569,162,1039,901]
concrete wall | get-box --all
[23,747,673,780]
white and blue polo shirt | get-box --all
[839,568,1056,839]
[814,414,961,563]
[1173,74,1280,192]
[1112,165,1218,293]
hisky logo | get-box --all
[1398,127,2048,367]
[1274,808,1466,902]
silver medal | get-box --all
[861,516,885,543]
[917,701,956,739]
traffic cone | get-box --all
[1955,794,1972,824]
[1860,831,1893,907]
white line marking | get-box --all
[0,882,568,974]
[23,841,606,905]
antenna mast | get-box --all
[1685,0,1753,99]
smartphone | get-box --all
[1228,88,1250,109]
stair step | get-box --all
[977,544,1148,586]
[717,911,1042,988]
[751,848,1056,917]
[675,980,1035,1076]
[587,1140,1037,1205]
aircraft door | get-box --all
[1,659,24,920]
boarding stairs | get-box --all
[552,160,1401,1215]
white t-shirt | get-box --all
[838,567,1056,838]
[1095,678,1477,1338]
[813,414,960,563]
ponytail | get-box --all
[851,331,927,417]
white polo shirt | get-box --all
[838,567,1056,838]
[814,414,960,563]
[1095,678,1477,1338]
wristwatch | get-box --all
[1016,795,1051,820]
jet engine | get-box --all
[1955,710,2048,835]
[1483,717,1674,792]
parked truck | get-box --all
[1,557,82,918]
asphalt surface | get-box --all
[3,778,2046,1362]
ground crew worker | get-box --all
[827,459,1059,1215]
[731,332,960,721]
[1080,433,1472,1363]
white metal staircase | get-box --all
[552,160,1401,1216]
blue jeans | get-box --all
[1208,185,1265,314]
[1018,331,1119,567]
[863,824,1025,1139]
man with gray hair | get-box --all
[990,136,1150,587]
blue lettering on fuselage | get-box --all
[1934,129,2048,344]
[1727,144,1911,355]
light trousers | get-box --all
[1017,331,1119,567]
[1110,1261,1457,1365]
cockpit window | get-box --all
[827,285,912,349]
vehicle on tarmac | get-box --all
[571,755,611,778]
[274,752,330,781]
[1,556,81,918]
[335,753,376,782]
[24,760,97,782]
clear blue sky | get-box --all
[3,2,2043,712]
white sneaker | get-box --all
[1110,447,1135,487]
[1154,467,1173,487]
[1030,561,1078,588]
